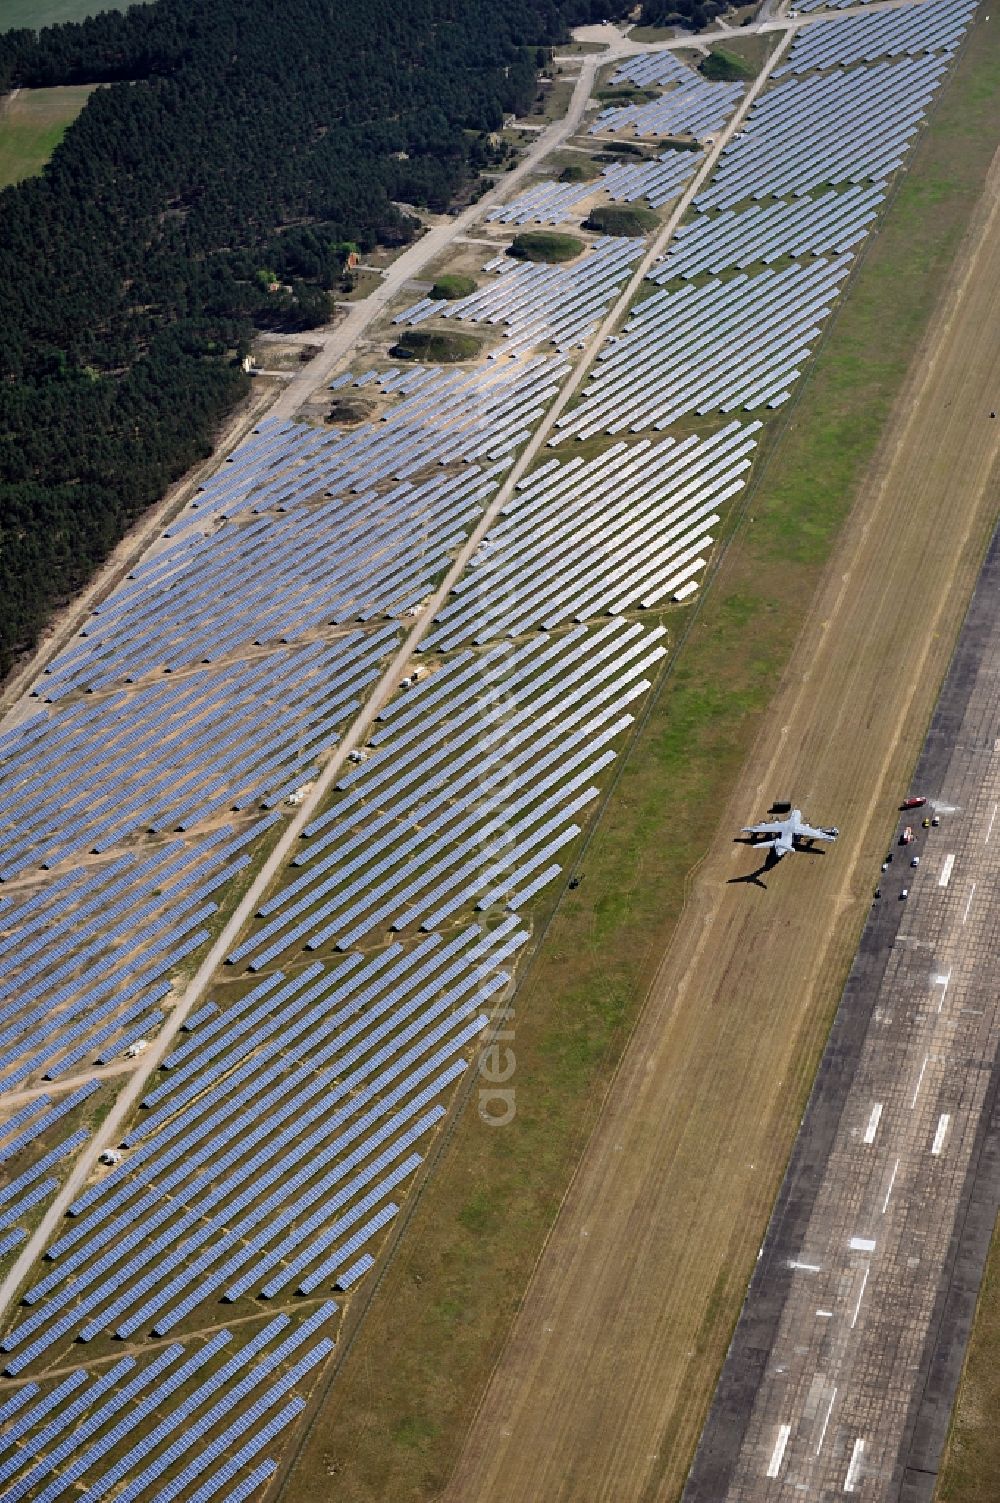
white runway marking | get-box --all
[934,970,951,1012]
[863,1104,882,1144]
[815,1388,837,1455]
[844,1438,865,1492]
[851,1266,870,1328]
[963,881,976,922]
[850,1236,876,1252]
[911,1054,928,1107]
[985,802,997,843]
[882,1157,899,1213]
[816,1308,833,1318]
[789,1260,821,1272]
[931,1113,951,1156]
[767,1424,791,1477]
[938,853,955,886]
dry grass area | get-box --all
[272,16,1000,1503]
[936,1215,1000,1502]
[0,85,96,188]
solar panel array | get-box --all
[590,75,745,141]
[0,819,273,1092]
[695,52,948,208]
[0,1118,94,1276]
[229,622,661,963]
[562,21,969,446]
[609,50,697,89]
[777,0,976,70]
[650,184,884,280]
[0,1307,335,1502]
[395,236,645,357]
[2,634,387,882]
[0,1131,90,1227]
[485,148,700,228]
[0,7,978,1493]
[422,423,759,649]
[559,255,852,439]
[487,177,595,225]
[0,923,518,1373]
[600,147,701,209]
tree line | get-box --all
[0,0,627,674]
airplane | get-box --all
[740,807,839,859]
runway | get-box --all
[685,521,1000,1503]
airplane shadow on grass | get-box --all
[729,837,826,890]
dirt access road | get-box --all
[268,47,613,422]
[442,143,1000,1503]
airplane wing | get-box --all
[796,822,836,842]
[742,821,785,835]
[751,836,792,857]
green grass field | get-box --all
[276,13,1000,1501]
[706,30,778,76]
[0,85,95,187]
[508,229,583,261]
[1,0,133,29]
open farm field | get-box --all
[274,11,1000,1502]
[0,85,95,187]
[0,1,132,29]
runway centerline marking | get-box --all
[766,1424,791,1478]
[815,1388,837,1456]
[851,1266,870,1329]
[985,802,997,843]
[863,1104,883,1144]
[882,1157,899,1213]
[934,970,951,1012]
[931,1113,951,1155]
[938,852,955,885]
[962,881,976,922]
[911,1054,929,1107]
[844,1438,865,1492]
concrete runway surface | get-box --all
[685,521,1000,1502]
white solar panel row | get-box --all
[609,49,697,90]
[487,177,594,225]
[395,236,645,356]
[650,184,884,281]
[776,0,977,72]
[558,255,853,440]
[590,76,745,142]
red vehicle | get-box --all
[901,796,927,810]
